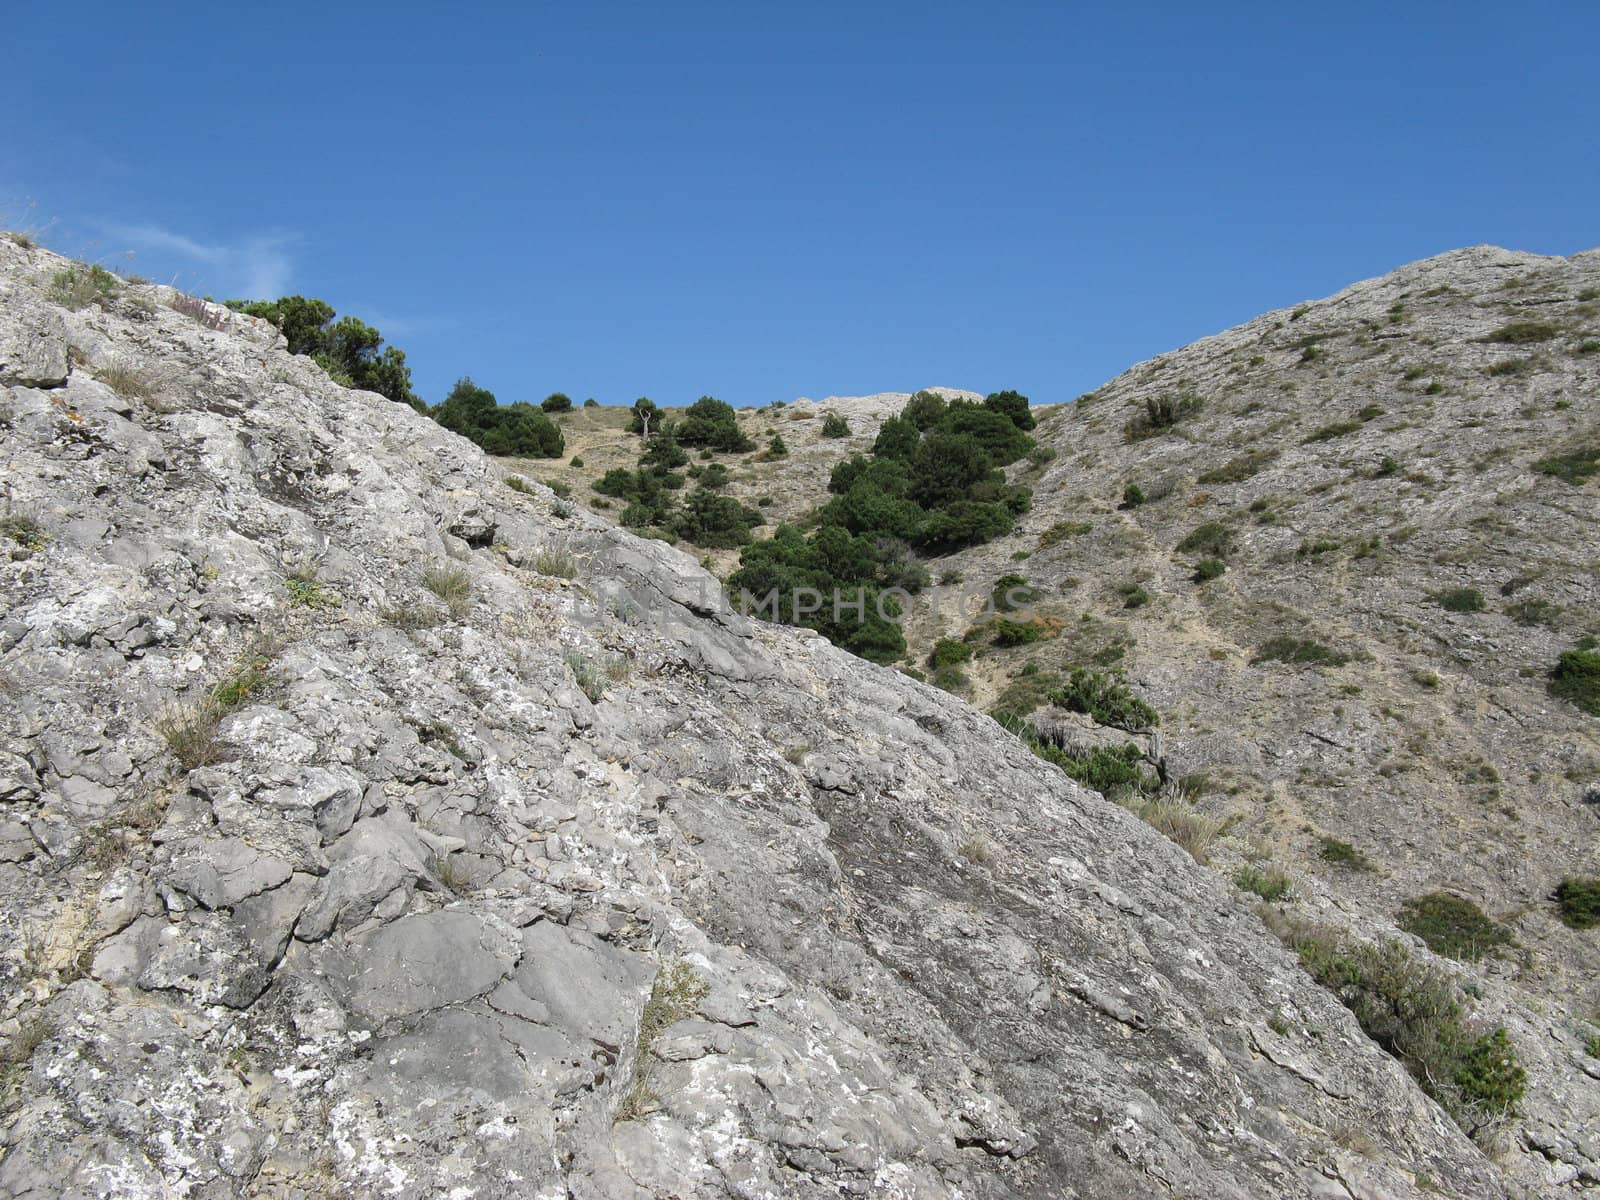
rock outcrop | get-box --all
[0,239,1514,1197]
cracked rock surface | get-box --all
[0,239,1512,1197]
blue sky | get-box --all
[7,1,1597,408]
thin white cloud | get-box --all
[100,222,297,298]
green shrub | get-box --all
[1429,587,1485,614]
[628,397,660,434]
[820,412,850,438]
[991,573,1036,612]
[1236,864,1291,901]
[929,638,973,668]
[433,377,563,456]
[1399,893,1512,961]
[1532,446,1600,485]
[1254,636,1351,667]
[541,392,573,412]
[1295,538,1341,559]
[1124,393,1202,440]
[1453,1027,1527,1122]
[1119,582,1151,608]
[1176,521,1234,558]
[1550,649,1600,716]
[983,389,1035,431]
[505,476,534,494]
[583,397,599,407]
[1485,357,1537,377]
[1035,737,1157,796]
[1555,877,1600,929]
[728,391,1037,663]
[229,294,422,408]
[1303,420,1363,443]
[678,396,756,453]
[1283,924,1524,1131]
[668,490,764,548]
[991,619,1043,647]
[1038,520,1092,548]
[1120,483,1145,508]
[1051,668,1158,731]
[1193,557,1226,583]
[1505,597,1560,627]
[1318,836,1372,870]
[1480,321,1559,344]
[570,455,585,468]
[766,433,788,457]
[1198,450,1277,484]
[546,478,572,499]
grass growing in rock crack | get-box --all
[0,1015,51,1116]
[155,656,278,770]
[94,361,164,404]
[567,652,629,703]
[1125,794,1223,863]
[533,547,580,578]
[617,959,708,1121]
[422,564,473,619]
[48,264,120,310]
[1236,864,1292,901]
[284,576,339,609]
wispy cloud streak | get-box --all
[100,222,297,297]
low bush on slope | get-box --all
[1550,647,1600,716]
[1398,893,1513,961]
[1277,922,1526,1136]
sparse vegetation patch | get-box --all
[1398,893,1512,961]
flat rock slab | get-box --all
[323,908,521,1024]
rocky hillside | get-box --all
[508,245,1600,1194]
[0,240,1532,1197]
[903,245,1600,1190]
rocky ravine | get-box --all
[0,236,1519,1199]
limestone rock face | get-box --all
[0,237,1512,1198]
[0,281,68,387]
